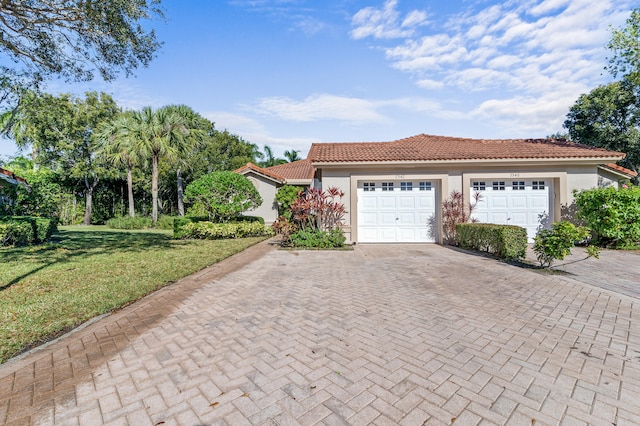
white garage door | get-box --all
[357,181,436,243]
[471,179,552,242]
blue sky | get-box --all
[0,0,634,160]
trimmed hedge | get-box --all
[177,221,273,240]
[173,215,265,239]
[0,216,57,246]
[289,228,346,248]
[456,223,528,261]
[106,215,177,230]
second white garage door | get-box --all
[357,181,436,243]
[471,179,552,242]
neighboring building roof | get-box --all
[234,163,285,184]
[599,163,638,178]
[0,167,28,186]
[308,134,626,164]
[264,159,315,182]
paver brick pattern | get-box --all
[1,242,639,425]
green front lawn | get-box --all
[0,226,266,363]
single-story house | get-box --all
[234,159,315,225]
[0,167,29,209]
[236,134,637,243]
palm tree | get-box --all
[260,145,287,167]
[96,111,141,217]
[162,105,209,216]
[284,149,301,162]
[132,106,188,225]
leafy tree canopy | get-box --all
[564,80,640,176]
[563,9,640,181]
[184,171,262,222]
[607,8,640,78]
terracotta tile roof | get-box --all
[234,163,285,183]
[264,159,315,181]
[0,167,28,185]
[308,134,626,163]
[600,163,638,177]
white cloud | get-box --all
[416,79,445,90]
[350,0,428,40]
[251,94,389,123]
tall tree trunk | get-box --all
[151,155,159,226]
[177,167,184,216]
[127,165,135,217]
[32,145,39,171]
[83,177,98,225]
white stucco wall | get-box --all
[316,162,619,244]
[244,173,279,225]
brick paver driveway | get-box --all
[1,242,639,425]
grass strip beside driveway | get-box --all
[0,225,266,364]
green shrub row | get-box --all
[106,215,177,230]
[177,221,273,240]
[289,229,346,249]
[173,215,265,239]
[456,223,528,261]
[0,216,57,247]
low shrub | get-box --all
[155,215,175,230]
[0,216,57,246]
[106,216,152,230]
[456,223,528,261]
[173,215,264,238]
[289,229,346,249]
[177,221,273,240]
[0,220,33,246]
[533,221,598,268]
[34,217,57,242]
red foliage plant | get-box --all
[289,187,346,231]
[442,190,481,244]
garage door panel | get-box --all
[379,228,397,242]
[360,212,378,226]
[489,195,508,209]
[398,196,416,209]
[357,182,436,243]
[417,196,434,209]
[471,179,552,242]
[488,212,509,223]
[361,197,378,209]
[378,196,397,209]
[509,195,527,209]
[529,195,548,208]
[397,212,416,224]
[379,212,397,225]
[508,212,528,226]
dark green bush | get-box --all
[0,220,33,246]
[177,221,273,240]
[155,215,175,230]
[456,223,527,261]
[0,216,57,246]
[289,228,346,249]
[106,216,152,230]
[34,217,58,242]
[574,185,640,247]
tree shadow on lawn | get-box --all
[0,228,188,291]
